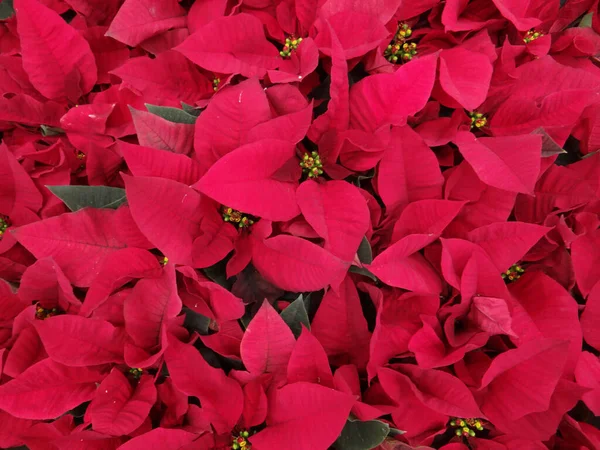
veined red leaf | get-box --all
[34,315,125,366]
[13,207,151,287]
[15,0,97,101]
[252,235,349,291]
[89,370,157,436]
[106,0,187,47]
[175,14,280,78]
[297,180,370,261]
[240,300,295,378]
[287,327,334,387]
[193,139,300,222]
[0,142,42,215]
[0,358,104,419]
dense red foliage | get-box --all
[0,0,600,448]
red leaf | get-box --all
[15,0,97,101]
[349,53,438,132]
[13,208,150,287]
[129,107,194,155]
[571,230,600,297]
[110,51,212,107]
[249,382,355,450]
[438,47,493,110]
[391,199,465,242]
[376,126,444,208]
[491,0,542,30]
[467,222,550,271]
[120,141,202,185]
[34,315,125,367]
[89,370,157,436]
[287,327,334,387]
[0,142,43,215]
[468,296,516,337]
[252,235,349,291]
[240,300,295,377]
[193,78,271,172]
[297,180,370,261]
[175,14,280,78]
[81,248,163,317]
[124,264,181,350]
[165,337,243,433]
[0,94,66,127]
[0,358,104,419]
[575,351,600,416]
[478,339,570,422]
[581,282,600,351]
[193,139,300,222]
[367,235,443,294]
[454,131,542,195]
[311,276,371,369]
[106,0,187,47]
[116,428,196,450]
[509,272,583,376]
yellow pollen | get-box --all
[523,29,544,43]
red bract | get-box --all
[1,0,599,447]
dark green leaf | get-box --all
[357,236,373,264]
[40,125,64,136]
[183,307,211,335]
[47,185,126,211]
[532,128,567,157]
[280,294,310,338]
[334,419,390,450]
[202,259,231,289]
[349,265,378,282]
[145,104,197,124]
[0,0,14,20]
[181,102,202,117]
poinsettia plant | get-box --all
[0,0,600,448]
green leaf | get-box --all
[349,265,378,282]
[579,12,593,28]
[357,236,373,264]
[47,186,127,212]
[181,102,202,117]
[0,0,14,20]
[280,294,310,338]
[334,419,390,450]
[145,104,197,124]
[40,125,65,136]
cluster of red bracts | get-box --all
[0,0,600,449]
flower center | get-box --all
[128,368,143,379]
[35,304,62,320]
[450,418,484,437]
[523,29,544,43]
[502,264,524,282]
[280,36,303,58]
[469,111,487,129]
[222,207,254,228]
[300,151,324,178]
[385,23,417,63]
[232,430,251,450]
[213,77,220,92]
[0,216,10,239]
